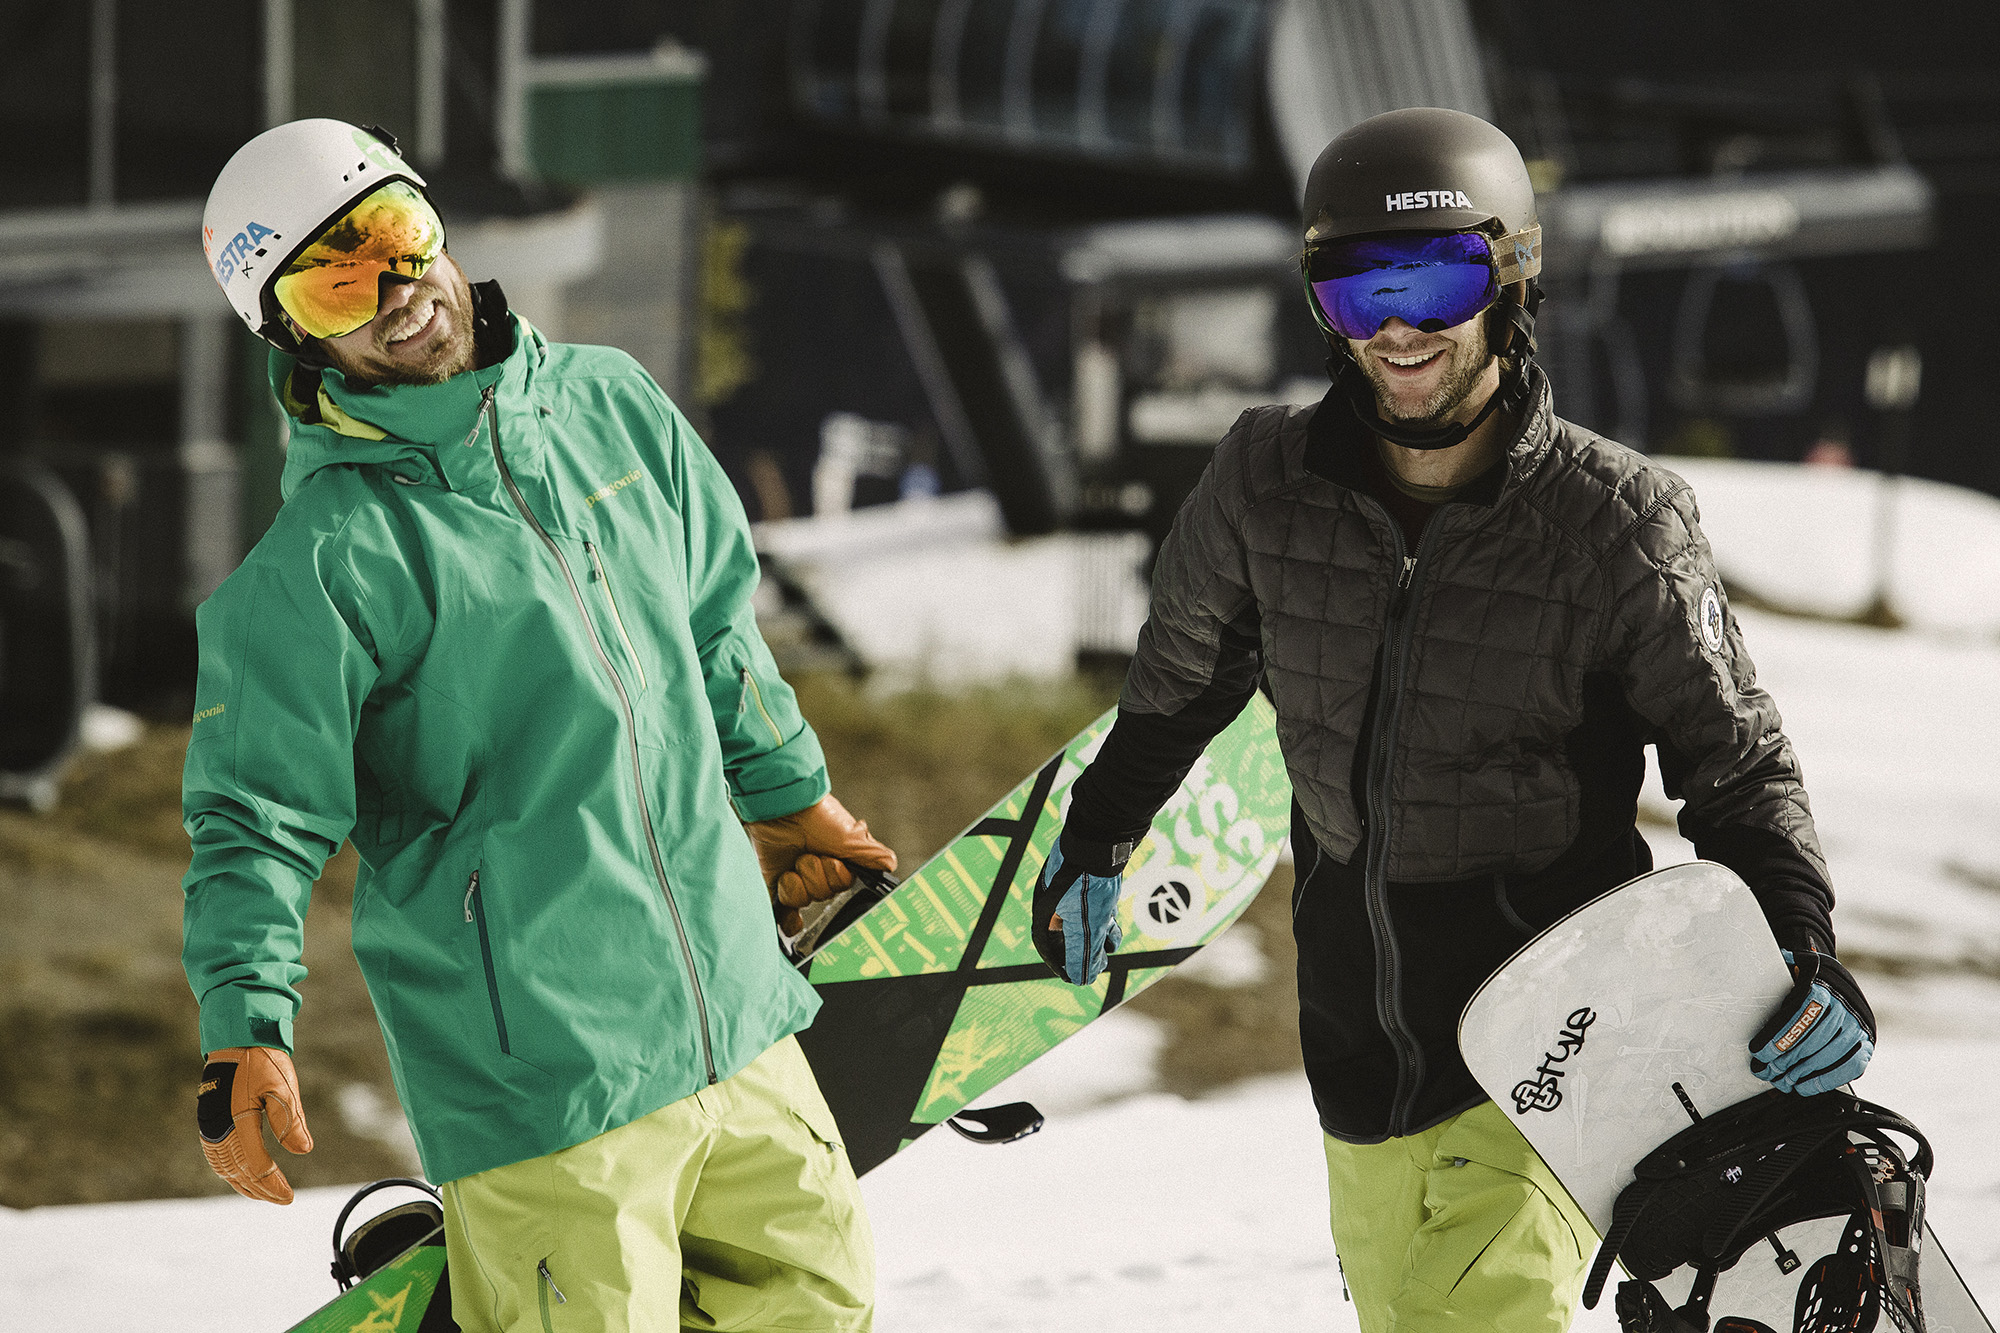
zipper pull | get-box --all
[584,539,602,579]
[539,1259,567,1304]
[463,870,479,923]
[459,387,496,449]
[738,667,753,714]
[1389,555,1417,620]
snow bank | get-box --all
[1665,457,2000,635]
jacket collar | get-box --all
[275,284,544,501]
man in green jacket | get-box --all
[188,119,891,1331]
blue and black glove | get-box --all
[1749,943,1876,1097]
[1031,833,1133,985]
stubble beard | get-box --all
[322,277,477,388]
[1361,336,1496,425]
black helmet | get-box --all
[1301,107,1546,449]
[1302,106,1542,281]
[1586,1091,1931,1333]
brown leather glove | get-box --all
[745,794,897,935]
[198,1046,314,1204]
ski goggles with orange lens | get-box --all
[1306,231,1499,340]
[272,181,445,340]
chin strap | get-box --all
[469,278,512,367]
[1332,280,1544,452]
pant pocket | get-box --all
[536,1258,567,1332]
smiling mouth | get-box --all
[1382,349,1443,369]
[385,299,439,346]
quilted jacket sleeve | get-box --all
[1065,414,1267,855]
[1122,417,1266,717]
[1603,480,1836,947]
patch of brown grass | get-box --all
[0,733,411,1208]
[797,672,1118,867]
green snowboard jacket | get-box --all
[181,311,827,1184]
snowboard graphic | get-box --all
[797,693,1292,1175]
[1458,861,1993,1333]
[283,1229,448,1332]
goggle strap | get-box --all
[1491,223,1542,286]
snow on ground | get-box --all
[5,466,2000,1329]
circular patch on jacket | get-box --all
[1699,586,1726,652]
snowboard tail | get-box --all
[284,1228,451,1332]
[1458,862,1993,1333]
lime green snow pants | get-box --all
[442,1036,874,1332]
[1322,1099,1596,1333]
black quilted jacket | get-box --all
[1068,368,1836,1142]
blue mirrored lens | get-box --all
[1310,233,1498,340]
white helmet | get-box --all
[201,119,429,346]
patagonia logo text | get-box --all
[213,221,280,287]
[1386,190,1473,212]
[1774,999,1824,1053]
[1512,1006,1596,1114]
[585,470,643,508]
[194,703,226,723]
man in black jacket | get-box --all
[1030,108,1875,1333]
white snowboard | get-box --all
[1458,861,1993,1333]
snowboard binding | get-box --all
[330,1176,448,1291]
[1586,1090,1930,1333]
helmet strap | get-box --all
[285,323,335,372]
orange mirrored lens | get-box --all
[272,181,444,339]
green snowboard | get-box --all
[284,1230,448,1332]
[796,692,1292,1174]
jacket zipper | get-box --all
[1362,518,1441,1136]
[739,667,784,747]
[465,870,510,1054]
[477,387,718,1084]
[584,540,648,692]
[538,1258,566,1330]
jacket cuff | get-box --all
[198,990,295,1057]
[1774,923,1834,957]
[732,770,830,823]
[729,722,830,822]
[1059,828,1140,875]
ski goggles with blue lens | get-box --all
[1306,231,1501,341]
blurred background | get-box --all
[2,2,1999,1310]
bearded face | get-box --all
[317,252,477,387]
[1344,314,1498,426]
